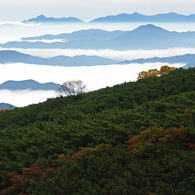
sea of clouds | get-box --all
[0,62,184,107]
[0,22,193,107]
[1,47,195,61]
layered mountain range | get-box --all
[22,12,195,23]
[2,24,195,50]
[120,54,195,68]
[90,12,195,23]
[1,49,195,68]
[0,50,117,66]
[22,14,84,23]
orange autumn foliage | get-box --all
[160,65,175,75]
[0,109,9,114]
[184,109,192,120]
[189,144,195,150]
[0,165,57,195]
[127,127,189,155]
[137,65,175,79]
[137,71,149,79]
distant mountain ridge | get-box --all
[90,12,195,23]
[120,54,195,68]
[22,12,195,24]
[0,50,117,66]
[2,24,195,50]
[0,79,61,90]
[22,29,126,41]
[22,14,84,23]
[0,103,15,110]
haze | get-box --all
[0,62,184,107]
[0,0,195,21]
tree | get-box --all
[56,80,87,96]
[137,71,148,80]
[137,65,175,80]
[160,65,175,75]
[147,69,160,77]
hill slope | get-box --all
[0,68,194,194]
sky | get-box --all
[0,0,195,21]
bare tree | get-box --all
[56,80,87,96]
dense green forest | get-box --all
[0,67,195,194]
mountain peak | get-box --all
[134,24,165,31]
[132,12,142,15]
[36,14,47,19]
[22,15,83,23]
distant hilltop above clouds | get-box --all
[0,79,61,91]
[3,24,195,50]
[22,14,84,23]
[22,12,195,24]
[89,12,195,23]
[0,103,15,110]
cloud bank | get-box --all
[0,62,184,107]
[2,47,195,61]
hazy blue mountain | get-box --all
[47,55,117,66]
[3,24,195,50]
[0,50,45,64]
[21,12,195,24]
[2,24,195,50]
[90,12,195,23]
[90,12,148,23]
[0,50,117,66]
[0,103,15,110]
[22,29,126,41]
[120,54,195,68]
[0,79,61,90]
[22,14,84,23]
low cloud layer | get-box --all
[1,48,195,61]
[0,89,56,107]
[0,62,184,107]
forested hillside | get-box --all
[0,68,194,194]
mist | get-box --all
[1,47,195,61]
[0,22,191,107]
[0,62,184,107]
[0,43,190,107]
[0,89,56,107]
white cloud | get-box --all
[0,62,184,107]
[0,89,56,107]
[3,47,195,61]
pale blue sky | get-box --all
[0,0,195,21]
